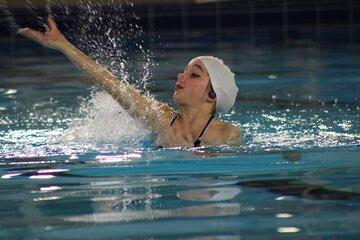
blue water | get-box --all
[0,36,360,239]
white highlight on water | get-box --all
[1,173,22,179]
[276,213,293,218]
[277,227,300,233]
[40,186,62,192]
[61,90,150,147]
[29,174,55,179]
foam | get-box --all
[61,90,151,148]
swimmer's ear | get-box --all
[206,96,216,104]
[205,90,216,103]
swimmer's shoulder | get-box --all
[223,122,243,145]
[152,101,177,125]
[206,119,243,146]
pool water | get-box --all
[0,36,359,239]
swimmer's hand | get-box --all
[18,17,68,51]
[18,16,175,133]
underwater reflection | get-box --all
[239,179,360,200]
[281,151,303,162]
[64,203,241,223]
[177,187,241,202]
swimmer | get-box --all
[19,17,242,148]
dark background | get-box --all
[1,0,359,45]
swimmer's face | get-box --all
[173,59,211,107]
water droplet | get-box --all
[268,74,277,79]
[4,89,17,95]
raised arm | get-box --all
[19,17,174,130]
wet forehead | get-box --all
[187,58,208,75]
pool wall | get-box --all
[1,0,360,45]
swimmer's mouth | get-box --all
[175,84,184,91]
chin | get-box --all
[173,95,180,104]
[173,94,185,105]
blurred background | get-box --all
[1,0,360,46]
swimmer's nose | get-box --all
[177,72,184,82]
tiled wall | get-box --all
[1,0,359,45]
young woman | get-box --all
[19,17,242,148]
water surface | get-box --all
[0,37,359,239]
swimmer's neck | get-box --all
[177,106,214,132]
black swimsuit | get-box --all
[170,114,215,147]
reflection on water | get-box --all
[281,151,303,162]
[0,4,359,238]
[239,178,360,200]
[177,187,241,202]
[0,150,359,238]
[65,203,241,223]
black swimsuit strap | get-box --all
[194,115,215,147]
[197,114,215,140]
[170,113,214,147]
[170,113,179,126]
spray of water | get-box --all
[26,0,45,25]
[61,89,151,147]
[0,0,156,149]
[45,0,155,91]
[0,0,21,34]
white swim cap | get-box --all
[191,56,238,113]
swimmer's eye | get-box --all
[192,73,200,78]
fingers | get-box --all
[47,16,58,31]
[44,24,50,34]
[16,27,29,35]
[18,27,46,44]
[18,28,41,39]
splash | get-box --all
[26,0,45,25]
[42,0,157,147]
[0,0,157,153]
[0,0,154,92]
[0,0,21,34]
[45,0,155,91]
[61,89,151,147]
